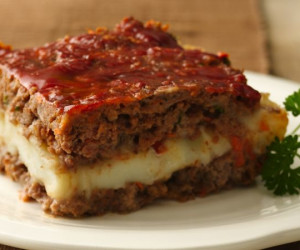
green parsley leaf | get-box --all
[262,89,300,196]
[284,89,300,116]
[261,135,300,195]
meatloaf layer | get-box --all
[0,17,261,167]
[0,70,257,167]
[0,17,288,217]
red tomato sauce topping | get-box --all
[0,17,260,114]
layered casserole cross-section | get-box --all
[0,17,287,216]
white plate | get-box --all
[1,71,300,250]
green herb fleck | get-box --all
[214,105,224,115]
[176,113,183,125]
[2,95,8,105]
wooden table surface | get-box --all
[0,0,299,249]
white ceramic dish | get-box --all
[0,71,300,250]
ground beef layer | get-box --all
[0,17,261,169]
[0,148,261,217]
[0,71,257,168]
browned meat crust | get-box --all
[0,71,256,168]
[0,148,261,217]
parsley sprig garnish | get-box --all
[262,89,300,195]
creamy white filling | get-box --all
[0,112,231,200]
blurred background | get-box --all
[0,0,299,82]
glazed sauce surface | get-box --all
[0,17,260,113]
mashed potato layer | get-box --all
[0,94,287,200]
